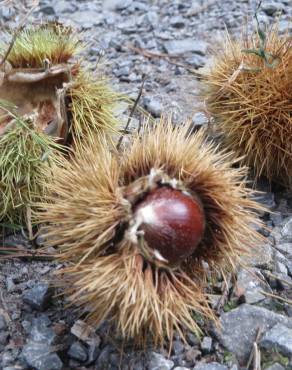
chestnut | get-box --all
[133,186,205,265]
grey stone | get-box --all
[6,277,16,293]
[68,341,88,362]
[0,314,7,331]
[235,268,267,304]
[264,363,285,370]
[253,191,275,212]
[185,348,201,363]
[95,345,111,370]
[103,0,133,11]
[1,351,16,367]
[280,217,292,242]
[133,2,149,11]
[110,352,120,366]
[23,283,52,311]
[70,320,101,346]
[40,6,55,15]
[173,367,190,370]
[201,336,212,354]
[185,54,206,68]
[70,11,103,28]
[260,323,292,357]
[170,16,186,28]
[164,39,208,56]
[271,272,292,290]
[262,2,286,16]
[0,332,9,345]
[248,242,273,268]
[209,296,221,310]
[192,112,208,128]
[0,6,15,20]
[186,332,199,346]
[285,304,292,317]
[214,304,292,364]
[278,20,292,33]
[54,0,77,13]
[287,260,292,277]
[276,243,292,257]
[86,342,100,365]
[275,260,288,275]
[144,11,159,27]
[173,340,185,355]
[22,320,31,334]
[114,66,131,77]
[148,352,174,370]
[193,363,228,370]
[274,249,289,265]
[270,212,283,226]
[143,96,162,117]
[29,316,56,345]
[22,341,63,370]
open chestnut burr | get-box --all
[0,23,119,226]
[38,117,264,344]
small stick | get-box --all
[260,290,292,305]
[116,74,146,150]
[252,342,261,370]
[246,327,263,369]
[215,273,232,313]
[265,271,292,288]
[26,206,33,241]
[128,44,196,73]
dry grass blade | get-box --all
[0,246,54,260]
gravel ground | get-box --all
[1,1,292,369]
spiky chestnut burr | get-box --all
[200,24,292,187]
[0,115,61,226]
[37,117,264,344]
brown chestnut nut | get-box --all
[133,186,205,265]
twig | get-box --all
[127,44,196,73]
[246,326,263,369]
[215,273,232,313]
[260,290,292,305]
[137,115,143,135]
[0,246,53,260]
[0,0,39,67]
[26,206,33,240]
[265,271,292,288]
[116,74,146,150]
[253,343,261,370]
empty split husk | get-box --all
[200,23,292,187]
[38,117,264,344]
[0,23,119,143]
